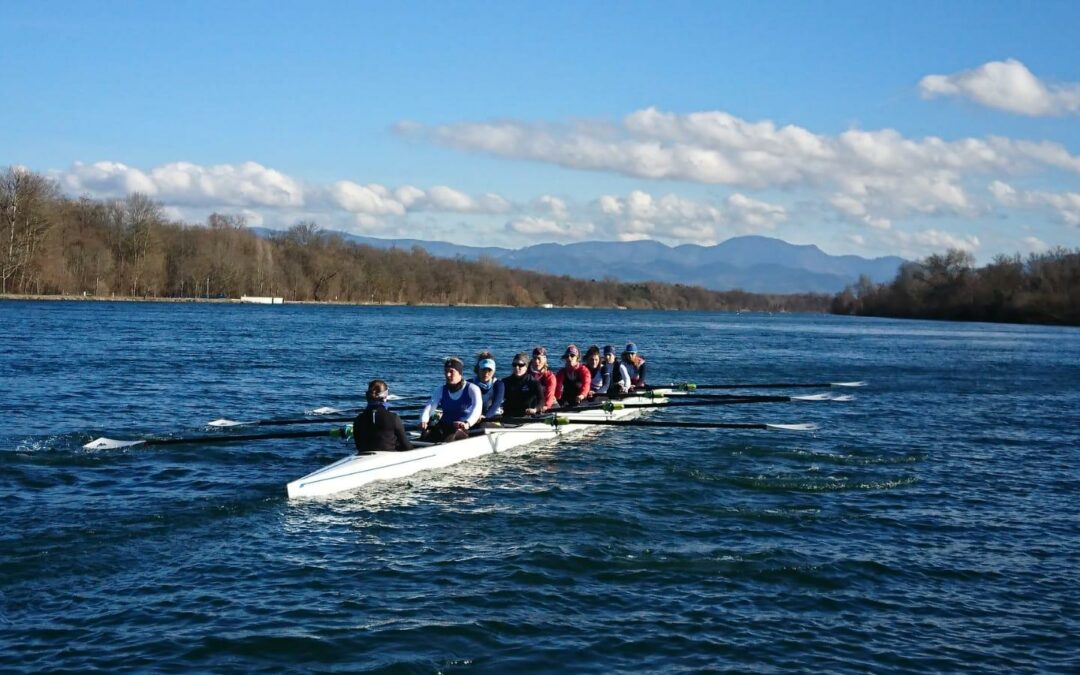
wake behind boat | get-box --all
[285,390,667,499]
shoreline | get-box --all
[0,293,633,311]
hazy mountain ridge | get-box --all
[252,229,905,293]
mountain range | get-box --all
[253,228,905,294]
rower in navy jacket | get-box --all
[467,351,505,426]
[420,357,483,443]
[554,344,592,407]
[500,352,544,417]
[622,342,648,389]
[353,379,413,453]
[583,345,610,400]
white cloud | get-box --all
[535,195,569,219]
[506,216,590,237]
[1023,236,1049,253]
[919,59,1080,117]
[397,107,1080,230]
[589,190,787,244]
[53,161,515,235]
[989,181,1080,227]
[329,181,406,215]
[882,228,981,257]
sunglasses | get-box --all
[513,362,527,367]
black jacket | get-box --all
[353,404,413,453]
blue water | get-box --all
[2,300,1078,673]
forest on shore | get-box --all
[0,167,828,312]
[831,248,1080,326]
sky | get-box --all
[2,0,1079,262]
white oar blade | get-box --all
[83,437,146,450]
[207,418,248,428]
[830,394,855,402]
[831,381,867,387]
[764,423,819,432]
[308,406,344,415]
[792,393,832,401]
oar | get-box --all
[306,394,425,416]
[500,415,817,432]
[209,403,426,428]
[668,381,866,391]
[625,391,843,402]
[588,393,840,412]
[84,426,349,450]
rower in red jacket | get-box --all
[527,346,557,411]
[554,344,592,407]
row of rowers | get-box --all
[353,343,648,452]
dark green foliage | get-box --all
[0,167,831,312]
[832,247,1080,326]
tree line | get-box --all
[831,248,1080,326]
[1,166,830,312]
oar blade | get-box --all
[791,393,832,401]
[764,423,819,432]
[83,437,146,450]
[830,394,855,402]
[308,406,346,415]
[831,381,867,387]
[207,418,249,428]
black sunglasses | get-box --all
[513,362,527,367]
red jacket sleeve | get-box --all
[542,371,557,409]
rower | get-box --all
[583,345,609,399]
[622,342,648,389]
[501,352,544,418]
[528,346,557,412]
[420,357,483,443]
[467,351,505,426]
[554,344,592,407]
[353,379,413,454]
[606,344,632,396]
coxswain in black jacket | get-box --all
[353,379,413,453]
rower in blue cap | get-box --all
[468,351,505,427]
[618,342,647,392]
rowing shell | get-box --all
[285,391,668,499]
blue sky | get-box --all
[2,1,1078,261]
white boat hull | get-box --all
[286,392,667,499]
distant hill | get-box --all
[252,229,905,294]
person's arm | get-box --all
[618,363,631,392]
[636,361,647,386]
[578,366,591,402]
[526,378,543,415]
[392,412,413,451]
[420,386,441,429]
[486,380,505,417]
[352,410,365,451]
[554,369,565,401]
[459,383,483,429]
[543,372,557,409]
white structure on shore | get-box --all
[240,296,284,304]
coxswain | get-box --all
[528,346,557,411]
[420,357,482,442]
[501,352,544,418]
[554,344,592,407]
[353,379,413,453]
[467,351,505,425]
